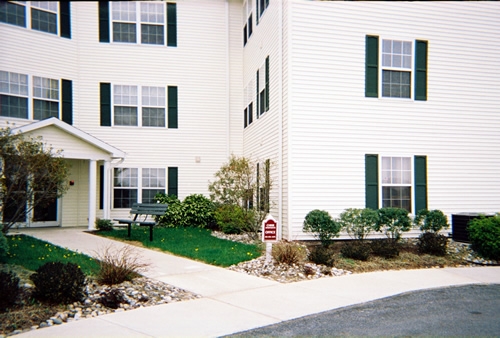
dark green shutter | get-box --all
[265,56,269,111]
[256,163,260,208]
[365,154,379,209]
[414,155,427,212]
[256,70,259,118]
[61,79,73,125]
[167,3,177,47]
[60,2,71,39]
[100,83,111,126]
[168,167,178,197]
[415,40,428,101]
[365,35,379,98]
[256,0,259,25]
[99,165,104,209]
[168,86,178,129]
[98,2,109,43]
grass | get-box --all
[97,227,263,267]
[1,235,100,275]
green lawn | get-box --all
[2,235,100,275]
[97,227,263,267]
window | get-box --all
[113,168,138,208]
[33,76,59,120]
[243,80,254,128]
[256,56,269,118]
[365,35,428,100]
[257,159,270,212]
[242,0,253,46]
[0,71,29,119]
[104,1,175,46]
[142,168,165,203]
[256,0,269,24]
[365,154,427,214]
[113,167,173,208]
[113,85,138,126]
[0,1,70,38]
[142,86,165,127]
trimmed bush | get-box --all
[96,218,114,231]
[0,270,21,310]
[30,262,87,304]
[98,288,126,309]
[339,208,379,241]
[340,241,372,261]
[215,204,254,234]
[468,215,500,261]
[272,241,308,265]
[309,245,336,267]
[155,194,182,227]
[303,210,341,247]
[370,239,400,259]
[374,208,412,242]
[95,244,150,285]
[0,231,9,259]
[414,209,449,233]
[182,194,216,228]
[418,232,448,256]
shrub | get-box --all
[339,208,379,241]
[30,262,87,304]
[340,241,372,261]
[0,231,9,259]
[308,245,336,267]
[215,204,249,234]
[468,215,500,261]
[418,232,448,256]
[154,194,181,227]
[272,241,308,265]
[98,288,127,309]
[182,194,216,228]
[374,208,412,242]
[414,209,449,233]
[303,210,341,247]
[0,270,21,310]
[96,218,114,231]
[95,244,150,285]
[370,239,400,259]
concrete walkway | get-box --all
[11,227,500,338]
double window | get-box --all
[113,167,177,208]
[242,0,253,46]
[99,1,176,47]
[0,70,72,123]
[365,154,427,214]
[365,35,428,100]
[99,83,177,128]
[0,1,71,38]
[256,56,270,118]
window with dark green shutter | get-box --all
[256,70,259,119]
[98,2,109,43]
[100,83,111,126]
[168,86,178,129]
[414,155,427,212]
[59,1,71,39]
[61,79,72,125]
[365,35,379,98]
[365,154,379,209]
[415,40,428,101]
[167,3,177,47]
[168,167,178,197]
[265,56,269,111]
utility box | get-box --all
[451,213,494,243]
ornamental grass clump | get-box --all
[95,244,150,285]
[272,241,308,265]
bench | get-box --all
[113,203,168,241]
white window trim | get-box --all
[378,155,415,214]
[111,84,167,128]
[379,38,415,100]
[2,1,60,36]
[110,1,167,46]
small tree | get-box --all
[413,209,449,233]
[339,208,379,241]
[374,207,412,242]
[303,209,341,247]
[1,128,69,233]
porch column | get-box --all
[88,159,97,230]
[103,160,111,219]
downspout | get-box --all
[225,0,230,158]
[278,0,283,240]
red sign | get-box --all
[263,218,278,242]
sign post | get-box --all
[262,215,278,263]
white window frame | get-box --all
[242,0,253,46]
[113,167,166,208]
[32,75,59,120]
[0,1,59,35]
[379,155,414,213]
[112,84,166,128]
[257,0,269,22]
[380,38,414,100]
[243,79,254,128]
[0,70,29,119]
[111,1,167,45]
